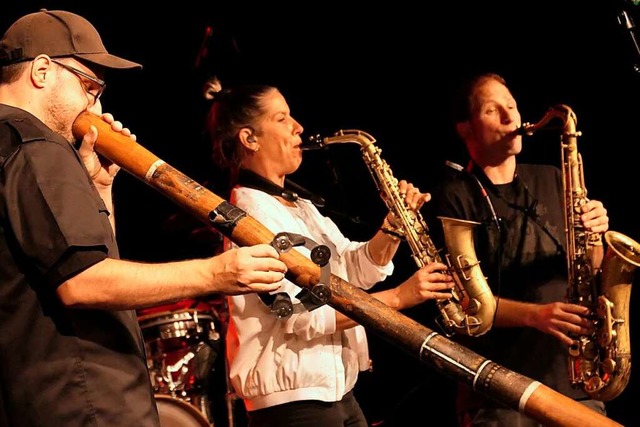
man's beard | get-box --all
[42,87,79,144]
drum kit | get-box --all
[139,210,248,426]
[138,297,239,427]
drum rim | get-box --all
[138,309,216,326]
[154,394,211,426]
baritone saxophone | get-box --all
[519,104,640,401]
[307,129,496,336]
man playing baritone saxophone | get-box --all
[425,72,609,426]
[205,84,456,427]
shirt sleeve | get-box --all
[5,139,113,289]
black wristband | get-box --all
[380,227,405,241]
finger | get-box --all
[251,282,284,293]
[426,262,449,273]
[555,330,574,346]
[428,271,452,282]
[246,271,287,286]
[582,200,603,212]
[107,164,121,177]
[263,258,288,274]
[101,112,114,124]
[563,303,591,316]
[110,120,124,133]
[246,252,288,274]
[78,125,98,157]
[431,291,455,300]
[248,243,283,259]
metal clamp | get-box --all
[261,232,332,318]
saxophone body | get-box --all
[308,129,496,336]
[520,104,640,401]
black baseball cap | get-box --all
[0,9,141,69]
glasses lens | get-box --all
[53,60,105,101]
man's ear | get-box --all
[30,55,52,89]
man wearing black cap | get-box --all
[0,9,288,426]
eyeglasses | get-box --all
[51,59,106,102]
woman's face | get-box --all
[246,89,304,181]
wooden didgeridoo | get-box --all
[73,111,622,427]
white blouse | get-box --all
[225,186,393,411]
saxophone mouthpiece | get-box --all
[514,123,533,136]
[301,134,326,151]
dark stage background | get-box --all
[4,1,640,426]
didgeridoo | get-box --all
[73,111,622,427]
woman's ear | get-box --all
[456,121,471,140]
[239,127,257,149]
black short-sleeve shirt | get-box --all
[428,162,592,411]
[0,105,159,426]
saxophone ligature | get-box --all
[307,129,496,336]
[519,104,640,401]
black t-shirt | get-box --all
[0,105,159,426]
[427,162,592,411]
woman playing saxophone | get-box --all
[204,84,455,427]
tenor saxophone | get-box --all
[520,104,640,401]
[308,129,496,336]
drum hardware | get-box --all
[139,304,221,426]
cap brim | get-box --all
[75,52,142,70]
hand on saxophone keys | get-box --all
[579,199,609,235]
[395,179,431,211]
[388,261,456,310]
[528,301,595,347]
[380,180,432,242]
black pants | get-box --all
[247,390,369,427]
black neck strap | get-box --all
[236,169,325,208]
[466,161,564,255]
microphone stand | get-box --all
[617,9,640,73]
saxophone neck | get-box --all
[303,129,377,151]
[517,104,579,136]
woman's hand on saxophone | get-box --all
[384,180,431,226]
[396,179,431,210]
[381,179,432,234]
[376,261,455,311]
